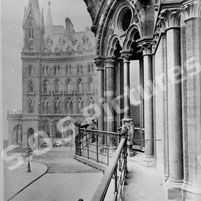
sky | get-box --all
[1,0,92,139]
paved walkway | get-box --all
[123,153,168,201]
[11,173,102,201]
[4,161,47,201]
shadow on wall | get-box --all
[130,105,140,127]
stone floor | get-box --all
[123,153,168,201]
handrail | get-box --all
[91,137,126,201]
[75,127,128,201]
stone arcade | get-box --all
[83,0,201,200]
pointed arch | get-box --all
[77,78,84,93]
[106,34,122,57]
[122,24,141,51]
[42,79,50,93]
[27,80,34,93]
[27,98,34,113]
[88,77,93,92]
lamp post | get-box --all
[26,147,32,173]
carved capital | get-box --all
[160,9,181,30]
[105,57,116,68]
[94,57,105,70]
[121,51,132,62]
[138,38,152,56]
[182,0,201,20]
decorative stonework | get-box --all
[121,51,132,62]
[160,9,181,29]
[182,0,201,20]
[94,57,105,71]
[104,57,116,68]
[138,38,152,56]
[152,8,181,51]
[83,0,102,23]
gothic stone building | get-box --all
[82,0,201,200]
[7,0,97,147]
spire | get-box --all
[28,0,40,12]
[46,1,53,26]
[23,0,40,27]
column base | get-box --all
[182,182,201,201]
[140,156,155,167]
[165,178,183,200]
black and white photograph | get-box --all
[1,0,201,201]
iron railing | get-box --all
[75,128,128,201]
[75,129,122,166]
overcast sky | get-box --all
[2,0,92,139]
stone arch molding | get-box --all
[122,24,142,51]
[106,34,120,57]
[96,1,142,57]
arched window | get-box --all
[88,78,93,92]
[43,80,50,93]
[28,80,34,93]
[43,66,49,76]
[77,79,83,93]
[77,64,83,74]
[70,101,73,114]
[27,65,34,75]
[66,80,73,94]
[54,65,60,76]
[78,98,84,114]
[28,27,34,39]
[88,98,95,115]
[44,99,49,114]
[88,63,94,73]
[27,99,34,113]
[55,79,61,93]
[55,99,60,114]
[13,125,22,145]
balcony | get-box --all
[74,127,167,201]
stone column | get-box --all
[139,40,154,160]
[161,9,183,192]
[105,57,116,132]
[95,57,105,131]
[121,51,132,122]
[181,2,201,200]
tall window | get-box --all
[78,98,84,114]
[44,99,49,114]
[27,65,34,76]
[77,64,83,74]
[27,99,34,113]
[43,80,50,93]
[77,79,84,93]
[54,65,60,76]
[55,99,60,114]
[70,101,73,114]
[66,80,73,94]
[88,78,93,92]
[55,80,61,93]
[66,65,72,75]
[43,66,49,76]
[88,63,94,73]
[28,27,34,39]
[28,80,34,93]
